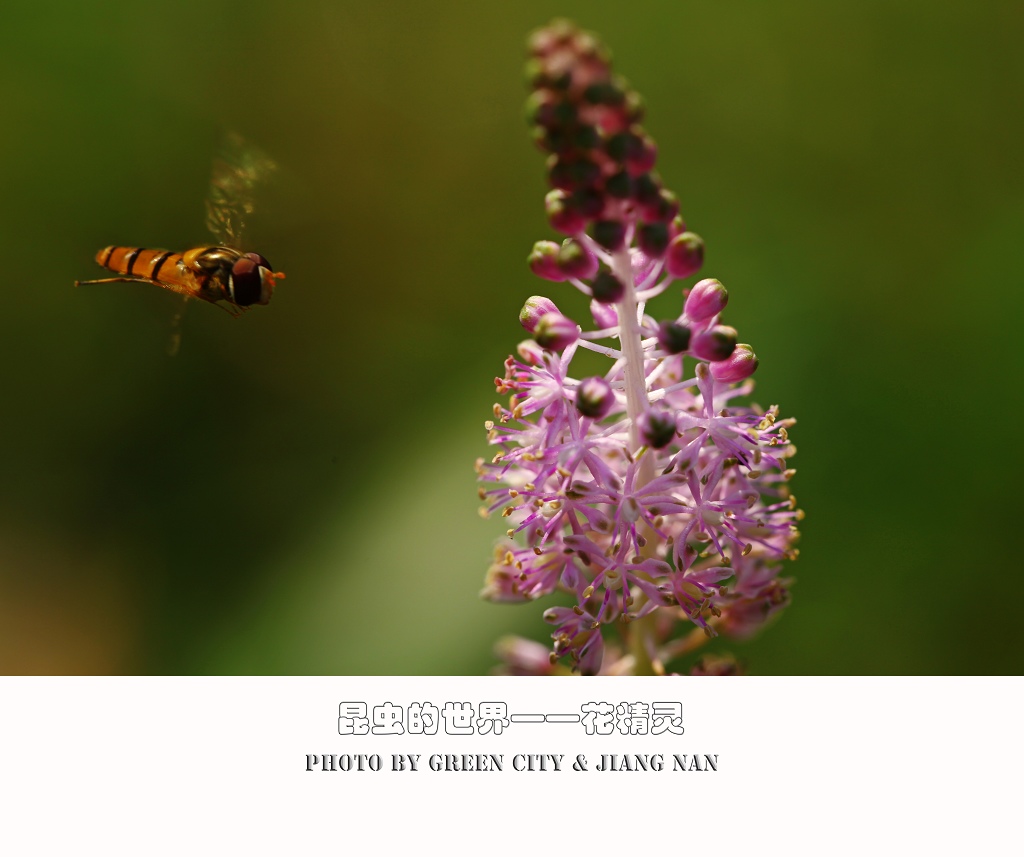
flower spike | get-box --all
[481,20,802,675]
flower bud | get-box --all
[545,189,586,234]
[516,339,545,365]
[631,248,657,283]
[573,187,605,218]
[692,325,738,362]
[519,296,560,333]
[591,270,625,303]
[525,90,569,129]
[549,156,600,191]
[527,241,566,281]
[591,219,626,251]
[665,231,705,278]
[590,299,618,329]
[625,132,657,176]
[534,312,579,351]
[605,170,633,199]
[604,131,638,164]
[637,406,678,449]
[557,238,598,279]
[638,222,670,258]
[639,188,680,223]
[710,343,759,382]
[684,277,729,320]
[631,172,661,207]
[657,320,691,354]
[575,376,615,419]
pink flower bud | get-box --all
[691,325,738,362]
[684,277,728,320]
[590,299,618,329]
[710,343,759,382]
[557,238,598,279]
[575,376,615,419]
[527,241,567,281]
[534,312,579,351]
[545,189,586,234]
[665,231,705,278]
[516,339,545,365]
[519,296,560,333]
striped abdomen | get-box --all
[95,246,189,287]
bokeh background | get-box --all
[1,0,1020,674]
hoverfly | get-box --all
[75,133,285,320]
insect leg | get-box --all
[74,276,165,287]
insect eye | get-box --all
[244,252,273,271]
[230,258,263,306]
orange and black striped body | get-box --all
[83,244,282,312]
[95,245,231,302]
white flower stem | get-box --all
[612,249,655,484]
[612,248,659,675]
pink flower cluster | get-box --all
[478,21,801,675]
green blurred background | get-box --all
[1,0,1020,674]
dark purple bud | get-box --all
[534,312,579,351]
[665,231,705,278]
[640,188,680,223]
[604,170,633,199]
[625,131,657,176]
[710,344,759,382]
[547,158,576,190]
[527,241,566,281]
[604,131,636,164]
[572,187,605,219]
[575,376,615,419]
[692,325,738,362]
[591,270,625,303]
[637,222,670,258]
[549,156,600,190]
[637,406,678,449]
[525,90,565,128]
[545,189,586,234]
[684,277,729,320]
[631,172,662,207]
[657,320,692,354]
[557,238,598,279]
[571,125,600,150]
[519,296,561,333]
[591,219,626,251]
[583,81,626,107]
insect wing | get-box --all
[205,131,277,248]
